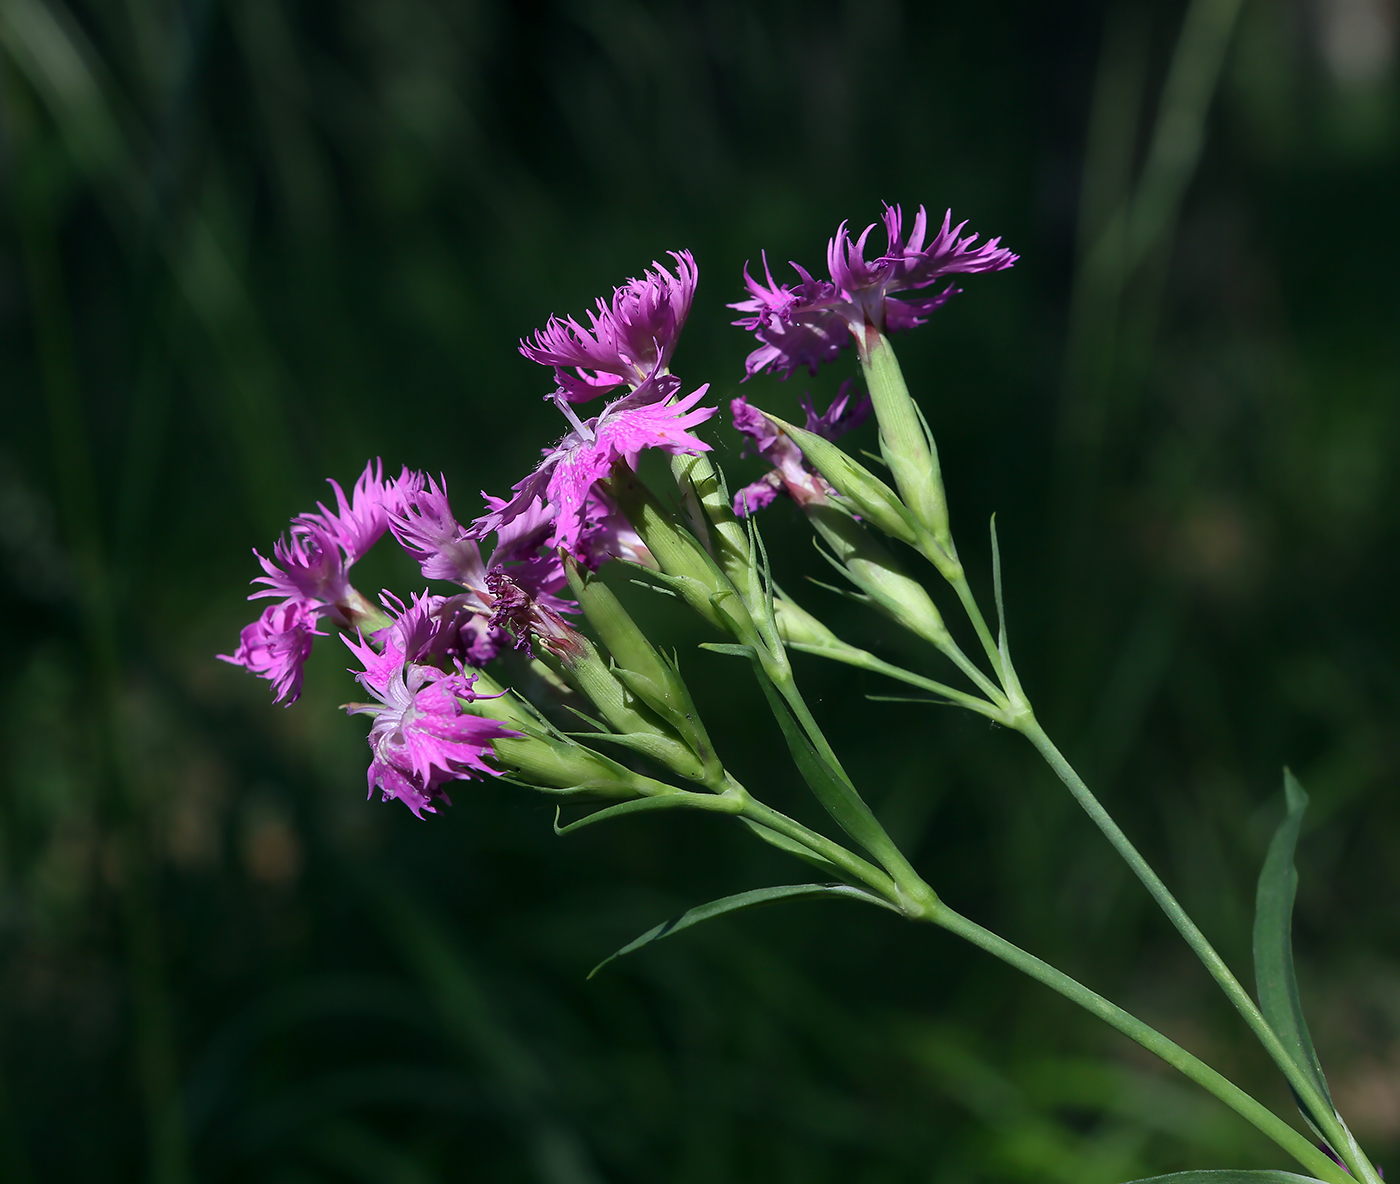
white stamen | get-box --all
[550,393,595,442]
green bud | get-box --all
[464,670,673,798]
[670,452,756,596]
[552,632,707,784]
[604,463,759,642]
[859,330,951,549]
[805,504,950,648]
[760,412,920,547]
[564,559,717,763]
[772,594,844,650]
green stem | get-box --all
[1016,715,1379,1184]
[947,572,1005,684]
[933,631,1008,709]
[766,669,936,913]
[926,901,1350,1184]
[787,642,1005,720]
[740,798,901,904]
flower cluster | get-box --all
[222,217,1010,816]
[223,251,718,813]
[731,205,1018,378]
[731,383,871,515]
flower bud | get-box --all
[604,463,759,641]
[670,452,756,597]
[759,412,919,547]
[805,504,949,648]
[859,329,951,548]
[464,669,680,798]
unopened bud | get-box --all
[806,504,949,648]
[760,413,919,547]
[859,329,951,548]
[464,669,680,798]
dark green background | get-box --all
[1,0,1397,1180]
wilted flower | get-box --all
[521,252,698,401]
[732,205,1017,378]
[731,383,872,515]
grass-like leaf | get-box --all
[588,883,895,978]
[1253,770,1334,1121]
[1120,1172,1323,1184]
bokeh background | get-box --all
[1,0,1398,1180]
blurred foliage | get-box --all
[0,0,1398,1180]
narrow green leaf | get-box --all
[553,794,703,837]
[697,642,755,658]
[754,667,891,861]
[1119,1172,1323,1184]
[990,514,1008,658]
[588,883,894,977]
[1254,770,1334,1119]
[739,818,845,877]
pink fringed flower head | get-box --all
[475,371,717,558]
[344,594,521,817]
[223,461,420,703]
[218,600,325,705]
[732,205,1017,378]
[520,252,698,402]
[731,382,872,515]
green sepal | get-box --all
[588,883,897,977]
[1118,1173,1324,1184]
[1254,771,1335,1125]
[562,728,705,779]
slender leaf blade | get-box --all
[753,667,893,861]
[553,794,697,837]
[1254,770,1334,1115]
[589,883,893,978]
[1120,1173,1323,1184]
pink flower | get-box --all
[345,657,519,818]
[732,206,1017,378]
[730,383,872,515]
[390,475,487,587]
[252,460,420,614]
[520,252,698,401]
[226,461,418,702]
[476,372,716,557]
[218,600,324,705]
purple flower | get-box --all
[251,460,420,616]
[218,600,324,705]
[345,655,519,818]
[391,475,488,587]
[476,371,716,558]
[732,205,1017,378]
[520,252,698,402]
[731,383,872,516]
[225,461,419,702]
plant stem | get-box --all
[926,901,1350,1184]
[947,571,1005,682]
[740,799,901,904]
[1015,714,1381,1184]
